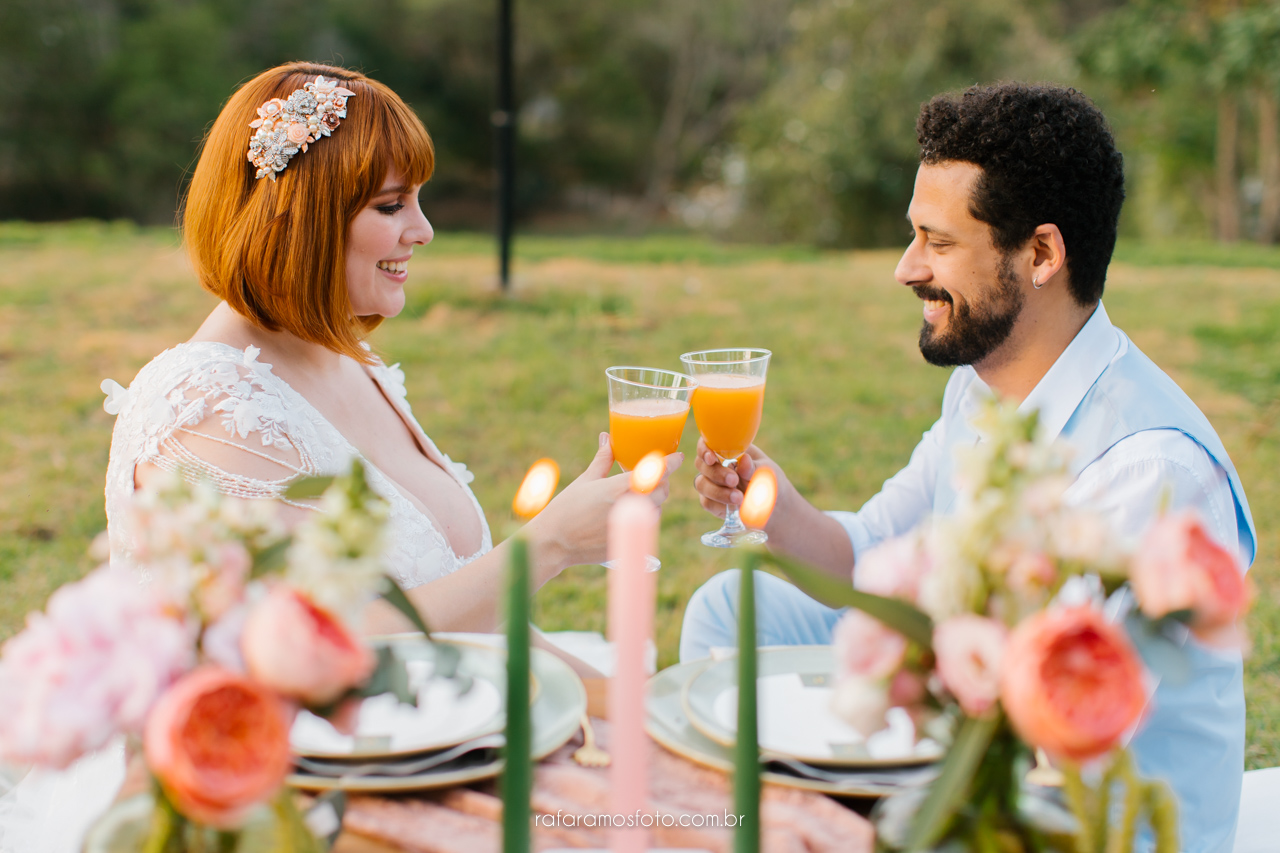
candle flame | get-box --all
[739,467,778,529]
[629,451,666,494]
[513,458,560,518]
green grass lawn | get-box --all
[3,222,1280,767]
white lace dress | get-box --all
[102,341,492,586]
[0,341,492,853]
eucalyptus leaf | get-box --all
[380,577,433,638]
[249,539,289,579]
[904,714,1000,852]
[765,551,934,650]
[356,645,417,706]
[283,475,336,501]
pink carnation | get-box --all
[854,535,932,602]
[1130,511,1249,645]
[933,615,1007,717]
[832,610,907,681]
[0,567,194,768]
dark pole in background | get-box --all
[495,0,514,292]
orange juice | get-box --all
[690,374,765,461]
[609,398,690,471]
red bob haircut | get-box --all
[182,62,434,362]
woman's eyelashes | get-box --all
[377,201,406,215]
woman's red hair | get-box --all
[182,62,434,362]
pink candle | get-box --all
[607,492,658,853]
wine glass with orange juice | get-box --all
[679,348,770,547]
[604,366,697,570]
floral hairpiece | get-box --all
[247,76,356,181]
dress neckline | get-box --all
[174,340,490,565]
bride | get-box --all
[0,62,678,852]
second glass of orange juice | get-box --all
[606,367,697,471]
[679,348,771,548]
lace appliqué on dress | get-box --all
[103,342,492,589]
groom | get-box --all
[680,83,1255,853]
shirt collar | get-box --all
[1017,301,1120,441]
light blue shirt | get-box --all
[829,303,1254,853]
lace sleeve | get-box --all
[106,344,325,510]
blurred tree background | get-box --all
[2,0,1278,245]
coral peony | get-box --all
[1000,606,1146,762]
[1130,511,1248,644]
[832,610,907,681]
[0,567,193,768]
[933,615,1007,717]
[241,585,375,706]
[145,666,292,827]
[854,534,932,602]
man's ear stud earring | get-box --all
[1033,275,1043,289]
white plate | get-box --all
[291,638,514,759]
[682,646,942,767]
[288,645,586,793]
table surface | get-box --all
[325,680,875,853]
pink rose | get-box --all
[196,542,250,620]
[1008,551,1057,598]
[1000,607,1146,762]
[832,610,907,680]
[933,615,1007,717]
[286,122,309,145]
[854,534,932,602]
[1130,511,1249,644]
[888,669,927,707]
[145,666,292,827]
[240,586,375,705]
[0,567,193,768]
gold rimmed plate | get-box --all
[681,646,943,768]
[290,636,538,761]
[288,645,585,793]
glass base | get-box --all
[701,527,768,549]
[601,555,661,572]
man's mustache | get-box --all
[912,285,952,303]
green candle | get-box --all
[502,538,532,853]
[734,556,761,853]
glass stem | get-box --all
[721,457,747,534]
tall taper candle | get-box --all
[607,492,659,853]
[502,538,532,853]
[734,554,760,853]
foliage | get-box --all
[732,0,1070,246]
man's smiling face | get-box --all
[895,161,1025,368]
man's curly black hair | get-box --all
[916,83,1125,306]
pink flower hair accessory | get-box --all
[247,76,356,181]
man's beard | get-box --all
[916,257,1024,367]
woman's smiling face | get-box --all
[345,170,433,319]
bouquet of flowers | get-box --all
[0,461,436,851]
[774,400,1250,852]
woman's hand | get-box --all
[525,433,682,581]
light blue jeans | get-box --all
[678,569,842,662]
[678,569,1245,853]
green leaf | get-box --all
[283,475,336,501]
[905,714,1001,852]
[355,645,417,706]
[380,577,433,637]
[249,538,289,579]
[765,551,934,650]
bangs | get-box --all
[356,82,435,202]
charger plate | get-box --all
[288,645,585,793]
[647,658,908,798]
[682,646,942,768]
[291,637,539,761]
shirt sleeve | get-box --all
[1064,428,1240,564]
